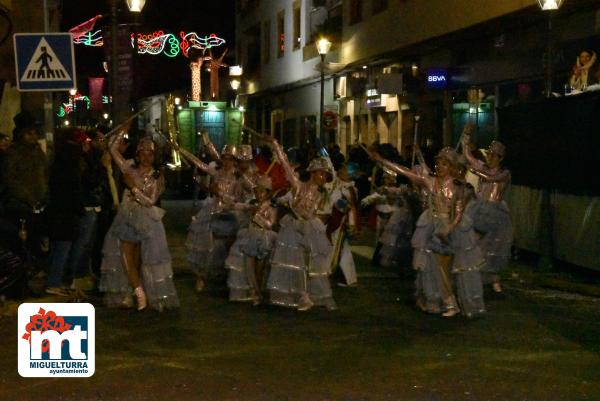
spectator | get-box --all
[329,144,346,171]
[1,112,48,257]
[45,128,87,296]
[69,130,112,291]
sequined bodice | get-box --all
[291,182,323,220]
[477,169,510,202]
[253,201,278,230]
[431,177,459,218]
[213,169,240,203]
[240,170,260,201]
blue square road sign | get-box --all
[13,33,76,92]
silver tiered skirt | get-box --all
[99,200,179,311]
[266,215,334,309]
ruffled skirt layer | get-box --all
[186,198,239,280]
[99,203,179,311]
[267,215,334,308]
[379,207,413,268]
[412,210,485,317]
[466,200,513,273]
[225,226,276,302]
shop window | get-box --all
[277,10,285,58]
[349,0,362,25]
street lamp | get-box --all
[537,0,563,10]
[316,37,331,142]
[538,0,565,97]
[125,0,146,12]
[230,79,241,91]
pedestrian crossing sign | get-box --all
[13,33,76,92]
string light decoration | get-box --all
[190,60,202,101]
[180,32,226,57]
[57,93,91,117]
[132,31,181,57]
[73,30,104,46]
[72,24,227,59]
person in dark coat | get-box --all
[45,128,87,296]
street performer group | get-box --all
[61,116,511,317]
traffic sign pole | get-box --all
[43,0,54,142]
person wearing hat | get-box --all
[99,132,179,311]
[176,137,244,292]
[369,145,486,318]
[261,135,337,311]
[1,112,48,257]
[462,125,513,293]
[225,175,278,304]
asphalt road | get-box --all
[1,200,599,401]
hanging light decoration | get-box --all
[537,0,564,11]
[125,0,146,12]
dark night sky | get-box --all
[60,0,236,98]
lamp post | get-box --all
[126,0,146,116]
[537,0,564,269]
[538,0,564,98]
[316,37,331,142]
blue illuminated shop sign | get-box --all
[426,69,448,89]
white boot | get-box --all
[133,286,147,311]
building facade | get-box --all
[236,0,600,157]
[0,0,60,138]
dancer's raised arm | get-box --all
[414,144,432,176]
[173,141,217,177]
[261,135,300,190]
[108,131,130,174]
[460,125,485,170]
[200,132,221,162]
[369,150,427,188]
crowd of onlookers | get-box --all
[0,111,129,299]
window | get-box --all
[262,20,271,64]
[277,10,285,58]
[372,0,388,15]
[293,5,301,50]
[349,0,362,25]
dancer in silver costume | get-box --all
[236,144,260,228]
[369,147,485,318]
[176,136,244,292]
[100,132,179,311]
[225,175,278,304]
[461,126,513,293]
[262,135,336,311]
